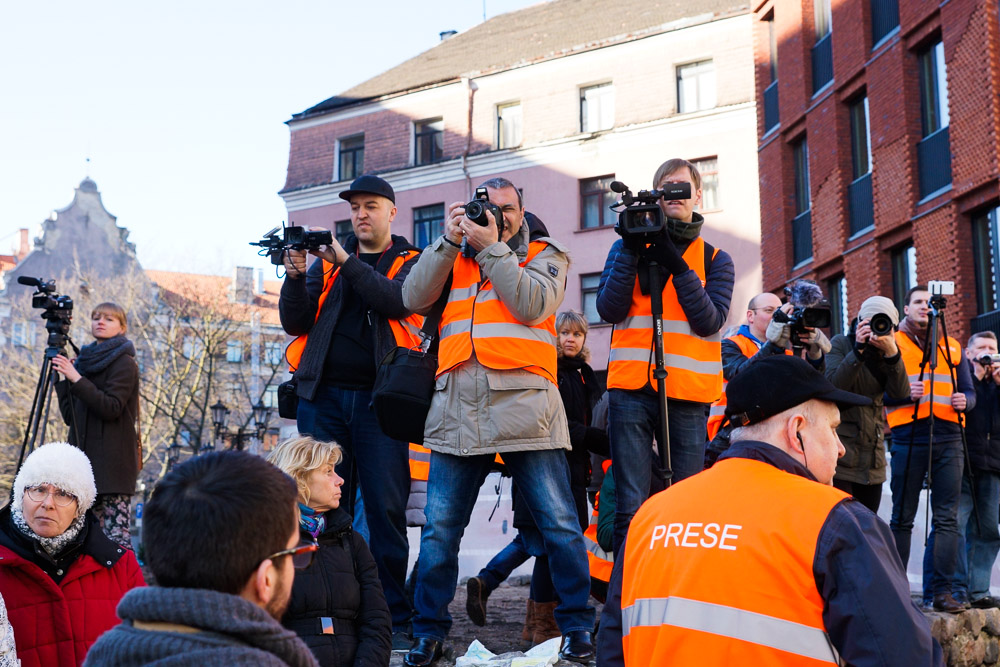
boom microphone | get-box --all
[610,181,628,193]
[785,280,824,308]
[16,276,41,287]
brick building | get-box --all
[280,0,762,371]
[753,0,1000,341]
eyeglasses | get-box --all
[752,307,778,315]
[264,538,319,569]
[24,485,77,507]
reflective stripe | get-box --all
[449,284,479,301]
[440,320,472,339]
[609,348,722,375]
[619,315,712,338]
[622,597,839,664]
[708,404,726,417]
[472,322,555,344]
[584,534,613,563]
[477,290,502,303]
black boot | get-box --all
[466,576,491,627]
[404,638,443,667]
[559,630,596,663]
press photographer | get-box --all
[596,157,734,557]
[765,280,832,364]
[276,173,422,644]
[825,296,909,512]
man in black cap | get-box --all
[279,174,421,648]
[597,355,941,666]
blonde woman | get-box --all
[53,302,140,550]
[268,435,391,667]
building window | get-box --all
[792,138,812,265]
[226,340,243,363]
[413,203,445,248]
[263,384,279,409]
[768,14,778,82]
[338,134,364,182]
[764,14,779,131]
[827,275,848,336]
[264,341,283,366]
[580,83,615,132]
[497,102,522,149]
[10,321,31,347]
[580,176,617,229]
[849,97,872,179]
[973,208,1000,314]
[814,0,832,39]
[677,60,717,113]
[890,243,917,309]
[693,157,719,210]
[414,118,444,165]
[581,273,604,325]
[334,220,352,245]
[919,41,950,136]
[871,0,900,46]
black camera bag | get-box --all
[277,377,299,420]
[372,273,452,444]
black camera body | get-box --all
[465,187,504,233]
[978,354,1000,366]
[251,225,334,265]
[17,276,73,357]
[611,181,691,243]
[869,312,895,337]
[775,280,832,346]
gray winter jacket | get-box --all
[401,223,571,455]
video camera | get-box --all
[250,224,334,265]
[17,276,73,358]
[462,187,505,258]
[609,180,691,243]
[773,280,831,346]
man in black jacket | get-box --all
[278,174,421,646]
[957,331,1000,608]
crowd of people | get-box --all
[2,157,997,667]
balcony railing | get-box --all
[764,80,779,132]
[792,210,813,265]
[917,126,952,199]
[971,309,1000,336]
[812,33,833,94]
[871,0,900,46]
[848,172,874,236]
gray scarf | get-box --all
[75,334,135,376]
[11,504,86,557]
[666,211,705,243]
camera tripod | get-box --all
[644,254,673,487]
[898,295,978,546]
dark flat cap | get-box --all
[339,174,395,204]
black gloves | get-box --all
[621,234,644,253]
[642,239,688,276]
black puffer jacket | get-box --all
[282,509,391,667]
[968,375,1000,473]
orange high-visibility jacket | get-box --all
[436,241,556,382]
[285,252,423,372]
[886,331,961,429]
[619,457,848,665]
[607,238,722,402]
[584,460,613,584]
[408,442,431,481]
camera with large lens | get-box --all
[17,276,73,358]
[610,181,691,243]
[464,187,504,232]
[251,224,334,265]
[869,312,895,337]
[773,280,831,346]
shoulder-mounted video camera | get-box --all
[773,280,831,346]
[610,180,691,243]
[16,276,73,357]
[250,223,334,265]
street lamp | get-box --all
[210,400,230,444]
[252,400,271,440]
[167,441,183,469]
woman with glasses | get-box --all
[53,302,140,550]
[0,442,144,666]
[268,435,391,667]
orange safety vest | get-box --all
[436,241,557,382]
[707,334,792,440]
[285,251,423,372]
[620,457,848,665]
[584,460,613,584]
[886,331,962,429]
[408,442,431,481]
[607,238,722,402]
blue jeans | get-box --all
[608,390,706,555]
[960,470,1000,601]
[889,440,962,597]
[478,532,534,592]
[412,449,595,641]
[297,384,412,630]
[477,528,555,601]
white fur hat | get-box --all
[13,442,97,516]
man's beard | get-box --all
[265,571,293,621]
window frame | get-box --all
[918,41,949,138]
[692,157,720,211]
[414,118,444,166]
[890,243,917,310]
[334,220,352,245]
[579,175,618,230]
[580,273,605,325]
[580,83,615,133]
[413,203,446,248]
[973,207,1000,314]
[793,138,811,215]
[676,60,717,114]
[497,101,522,149]
[848,96,872,180]
[226,340,243,363]
[337,134,364,182]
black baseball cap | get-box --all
[339,174,395,204]
[725,355,871,427]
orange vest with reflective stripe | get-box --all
[620,458,847,665]
[285,251,423,372]
[408,442,431,481]
[585,460,613,583]
[886,331,961,429]
[436,241,556,382]
[607,238,722,402]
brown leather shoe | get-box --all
[933,593,968,613]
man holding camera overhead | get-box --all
[400,177,595,666]
[596,158,734,557]
[278,174,422,646]
[886,285,975,613]
[825,296,909,513]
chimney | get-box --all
[440,30,457,41]
[231,266,254,304]
[16,229,29,259]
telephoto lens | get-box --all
[869,312,894,337]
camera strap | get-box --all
[416,272,454,354]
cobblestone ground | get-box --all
[389,579,603,666]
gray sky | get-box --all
[0,0,542,277]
